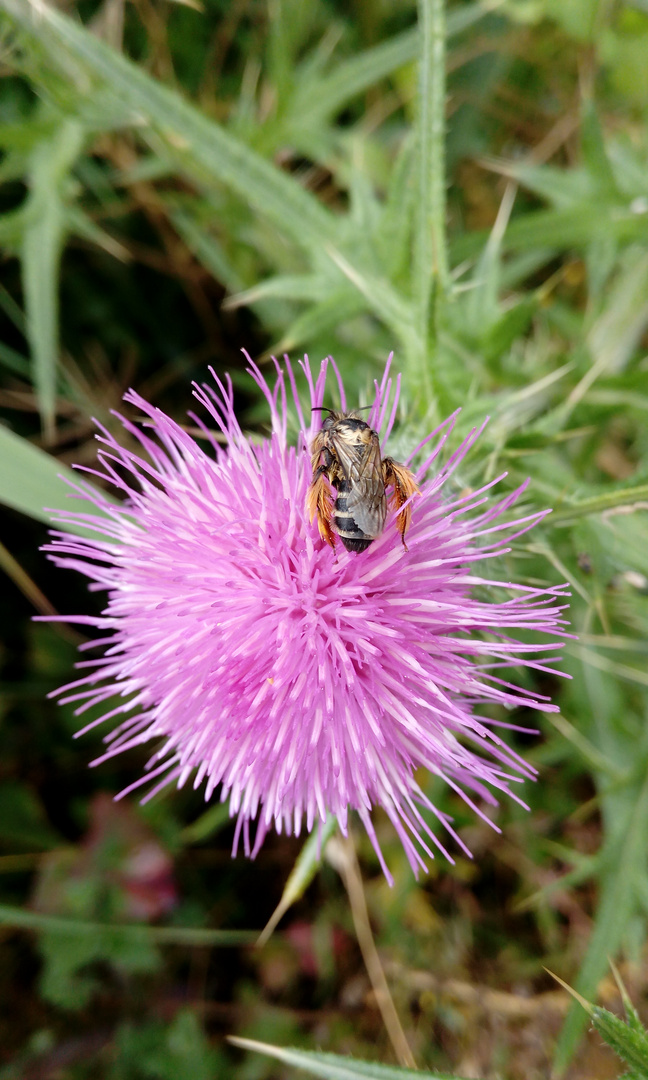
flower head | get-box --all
[41,353,569,882]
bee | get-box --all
[306,409,419,553]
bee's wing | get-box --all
[332,431,386,538]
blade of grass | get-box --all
[0,342,30,378]
[0,281,27,333]
[465,182,516,333]
[22,116,84,439]
[0,903,255,946]
[567,645,648,690]
[580,101,619,202]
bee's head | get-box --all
[312,406,371,430]
[312,407,342,430]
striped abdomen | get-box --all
[334,479,374,553]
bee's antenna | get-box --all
[311,405,372,413]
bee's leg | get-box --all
[307,448,337,548]
[382,458,420,550]
[310,436,332,475]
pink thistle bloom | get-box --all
[40,353,570,884]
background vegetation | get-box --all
[0,0,648,1076]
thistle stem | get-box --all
[327,834,417,1070]
[414,0,449,406]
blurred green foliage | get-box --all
[0,0,648,1077]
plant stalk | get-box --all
[414,0,449,410]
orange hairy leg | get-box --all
[382,458,420,549]
[307,469,337,548]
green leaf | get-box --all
[548,485,648,527]
[412,0,448,412]
[257,817,338,946]
[483,296,537,361]
[462,183,516,341]
[65,205,129,262]
[294,29,417,126]
[324,245,416,346]
[0,281,27,333]
[609,960,646,1036]
[494,160,597,209]
[275,286,369,353]
[451,204,648,262]
[0,423,115,530]
[223,273,327,310]
[229,1038,473,1080]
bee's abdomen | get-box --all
[334,480,372,553]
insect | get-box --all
[306,409,419,553]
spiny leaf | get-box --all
[291,4,488,128]
[586,246,648,375]
[275,288,368,354]
[228,1038,473,1080]
[590,1006,648,1077]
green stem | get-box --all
[414,0,448,408]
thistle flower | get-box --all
[41,354,569,883]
